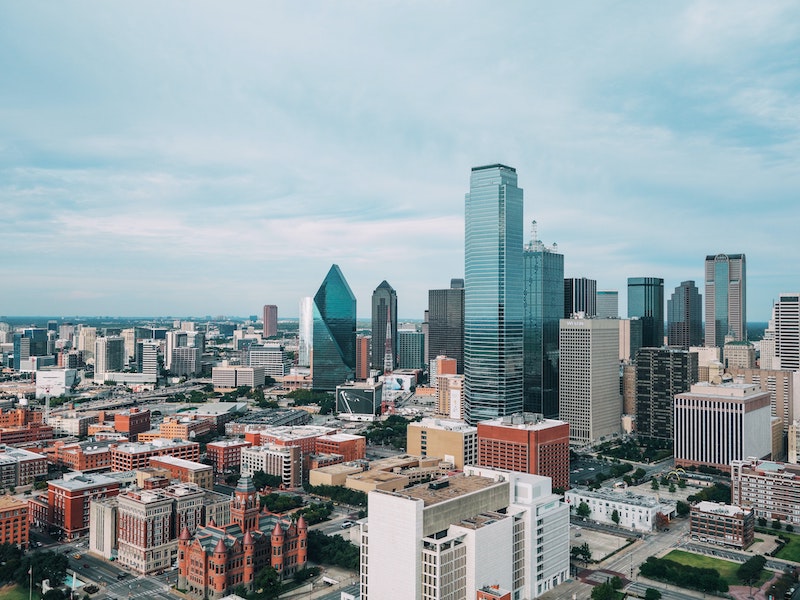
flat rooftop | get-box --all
[396,472,504,508]
[694,501,749,516]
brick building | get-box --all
[240,445,302,488]
[178,476,307,599]
[158,416,214,441]
[150,455,214,489]
[0,407,42,427]
[0,423,54,445]
[0,496,29,549]
[313,433,366,462]
[114,408,151,441]
[476,413,570,490]
[690,501,754,549]
[731,459,800,525]
[110,439,200,471]
[206,440,252,474]
[29,472,119,539]
[51,441,113,472]
[0,445,48,486]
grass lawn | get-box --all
[0,584,41,600]
[663,550,770,587]
[773,530,800,562]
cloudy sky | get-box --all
[1,2,798,320]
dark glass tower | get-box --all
[667,281,702,349]
[523,224,563,417]
[564,277,597,317]
[627,277,664,348]
[370,280,397,372]
[635,347,697,440]
[427,279,464,373]
[464,164,524,424]
[312,264,356,391]
[705,253,746,348]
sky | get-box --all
[1,2,798,321]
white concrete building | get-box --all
[564,488,676,532]
[360,466,569,600]
[790,420,800,464]
[774,294,800,371]
[35,367,77,399]
[240,444,302,488]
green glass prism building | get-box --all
[523,225,564,418]
[312,264,356,391]
[464,164,524,424]
[627,277,664,348]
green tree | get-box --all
[570,542,592,565]
[611,509,620,525]
[757,516,767,527]
[251,566,282,600]
[651,479,660,491]
[772,520,782,530]
[676,501,690,517]
[576,501,591,518]
[668,482,676,493]
[677,479,686,489]
[644,588,662,600]
[252,470,283,490]
[737,555,766,584]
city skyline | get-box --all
[2,4,799,319]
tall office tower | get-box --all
[596,291,618,318]
[523,221,564,417]
[370,281,397,372]
[705,253,747,348]
[724,341,756,369]
[397,330,425,370]
[165,330,188,373]
[667,281,702,349]
[136,340,160,375]
[464,164,524,424]
[773,294,800,370]
[311,265,356,391]
[628,277,664,348]
[635,348,698,441]
[563,277,597,317]
[427,279,464,373]
[674,382,771,472]
[121,329,136,364]
[355,335,371,380]
[559,317,621,445]
[760,319,776,370]
[262,305,278,338]
[77,326,97,360]
[297,297,313,367]
[95,336,125,374]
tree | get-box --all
[676,501,690,517]
[737,555,766,584]
[591,582,616,600]
[611,509,620,525]
[651,479,660,491]
[677,479,686,489]
[757,517,767,527]
[42,591,65,600]
[645,588,662,600]
[655,512,670,530]
[251,566,282,600]
[787,524,794,533]
[668,482,676,493]
[772,520,782,530]
[571,542,592,565]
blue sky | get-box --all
[1,2,798,320]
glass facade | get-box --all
[370,280,397,372]
[667,280,702,348]
[523,241,564,417]
[427,280,464,373]
[312,264,356,391]
[627,277,664,348]
[464,164,524,424]
[705,253,746,348]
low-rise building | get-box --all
[149,455,214,489]
[241,445,302,488]
[206,440,252,474]
[407,417,477,470]
[690,501,754,549]
[0,445,47,486]
[114,408,151,442]
[110,439,200,472]
[314,433,366,462]
[52,440,113,472]
[731,458,800,525]
[0,496,28,550]
[563,488,676,532]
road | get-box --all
[681,542,796,572]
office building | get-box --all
[427,279,465,373]
[95,336,125,374]
[115,408,151,441]
[635,348,698,441]
[773,294,800,370]
[371,280,398,373]
[211,365,266,389]
[110,439,200,472]
[667,281,702,348]
[355,334,371,380]
[559,318,621,445]
[178,477,308,598]
[523,224,564,417]
[564,488,675,532]
[312,265,356,391]
[241,444,303,488]
[436,372,464,419]
[728,368,800,436]
[675,383,771,472]
[628,277,664,348]
[165,331,188,373]
[724,341,756,369]
[262,304,278,338]
[206,440,252,474]
[314,433,366,462]
[0,445,47,486]
[464,164,524,423]
[171,346,201,376]
[731,459,800,525]
[150,455,214,489]
[397,330,425,370]
[690,502,754,549]
[596,290,619,319]
[790,421,800,464]
[360,466,569,600]
[297,296,313,368]
[618,319,643,363]
[705,253,746,348]
[248,344,292,377]
[0,497,28,550]
[477,413,570,490]
[564,277,596,318]
[135,340,160,375]
[406,417,478,470]
[77,326,97,360]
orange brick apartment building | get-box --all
[0,496,29,550]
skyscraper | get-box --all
[628,277,664,348]
[564,277,597,317]
[705,253,746,348]
[596,291,619,318]
[523,222,564,417]
[262,305,278,338]
[427,279,464,373]
[311,265,356,391]
[635,347,697,441]
[464,164,524,424]
[95,336,125,374]
[297,297,313,367]
[667,281,702,348]
[773,294,800,371]
[370,281,397,372]
[397,330,424,370]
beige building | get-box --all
[149,455,214,489]
[691,346,721,382]
[728,367,800,435]
[407,418,477,469]
[731,458,800,525]
[240,444,302,488]
[789,420,800,464]
[435,374,463,419]
[308,463,364,487]
[724,341,756,369]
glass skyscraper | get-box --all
[370,280,397,372]
[312,264,356,391]
[523,227,563,418]
[427,279,464,373]
[705,253,746,348]
[667,280,702,349]
[627,277,664,348]
[464,164,524,424]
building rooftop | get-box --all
[694,501,749,517]
[112,438,197,453]
[207,439,252,448]
[0,495,27,511]
[52,472,118,491]
[479,412,568,431]
[256,425,337,442]
[184,402,248,416]
[319,433,364,443]
[390,472,504,508]
[150,455,210,471]
[685,382,766,398]
[567,487,675,509]
[412,418,477,433]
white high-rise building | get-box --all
[95,336,125,374]
[705,253,746,348]
[558,318,621,445]
[165,331,189,372]
[78,326,97,360]
[774,294,800,371]
[360,466,569,600]
[298,296,313,367]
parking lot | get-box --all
[570,458,614,486]
[571,525,632,562]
